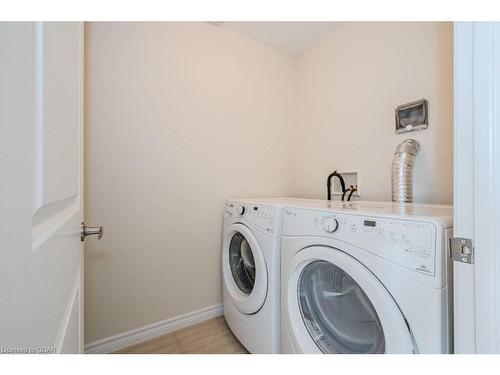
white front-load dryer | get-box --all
[281,201,453,354]
[222,198,325,353]
[222,199,284,354]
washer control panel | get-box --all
[225,202,275,233]
[283,207,438,276]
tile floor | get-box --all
[114,316,248,354]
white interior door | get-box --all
[454,22,500,354]
[0,22,85,353]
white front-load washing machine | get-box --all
[281,201,453,354]
[222,198,323,353]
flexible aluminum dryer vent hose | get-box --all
[392,139,420,203]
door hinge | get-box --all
[450,237,474,264]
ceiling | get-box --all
[213,22,339,56]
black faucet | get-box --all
[326,171,346,201]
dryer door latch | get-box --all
[450,238,474,264]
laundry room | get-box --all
[3,2,500,369]
[83,21,453,353]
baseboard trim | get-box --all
[84,304,223,354]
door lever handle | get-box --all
[81,222,103,241]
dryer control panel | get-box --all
[283,207,440,277]
[225,201,276,233]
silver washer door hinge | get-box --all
[450,238,474,264]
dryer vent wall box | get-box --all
[395,99,428,134]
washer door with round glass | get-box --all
[287,246,414,354]
[223,223,268,315]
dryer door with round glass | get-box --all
[286,246,415,354]
[223,223,268,315]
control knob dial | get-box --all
[323,218,339,233]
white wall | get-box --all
[84,22,453,345]
[84,22,297,343]
[294,22,453,203]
